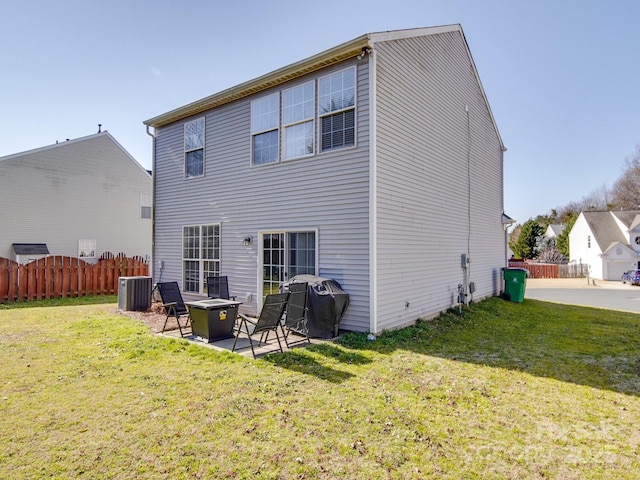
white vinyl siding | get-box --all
[568,213,603,279]
[152,27,505,334]
[373,31,505,330]
[152,61,370,330]
[0,133,152,263]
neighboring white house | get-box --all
[144,24,507,334]
[0,131,152,263]
[569,210,640,280]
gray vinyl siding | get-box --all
[0,133,152,262]
[153,60,372,331]
[373,31,504,331]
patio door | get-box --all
[261,230,317,298]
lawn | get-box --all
[1,296,639,479]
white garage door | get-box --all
[606,262,632,281]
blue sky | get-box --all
[1,0,638,225]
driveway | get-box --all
[525,277,640,313]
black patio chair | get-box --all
[206,275,236,300]
[232,292,289,358]
[156,281,191,337]
[282,282,310,347]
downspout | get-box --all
[464,105,472,306]
[145,124,158,282]
[501,146,509,294]
[367,43,378,334]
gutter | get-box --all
[144,34,370,128]
[145,125,157,280]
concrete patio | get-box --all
[158,326,318,358]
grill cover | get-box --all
[284,275,349,338]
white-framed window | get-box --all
[184,117,205,178]
[250,66,357,165]
[140,192,152,219]
[260,229,317,298]
[251,93,280,165]
[283,81,315,159]
[319,67,356,152]
[78,239,96,259]
[183,224,220,294]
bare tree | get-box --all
[554,185,612,223]
[611,145,640,209]
[581,184,613,211]
[536,244,567,263]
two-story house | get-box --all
[569,210,640,280]
[0,131,152,264]
[144,24,507,334]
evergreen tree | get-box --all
[556,212,577,257]
[510,219,543,260]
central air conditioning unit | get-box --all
[118,276,152,311]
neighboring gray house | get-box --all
[144,24,506,334]
[544,224,565,241]
[569,210,640,280]
[0,131,152,263]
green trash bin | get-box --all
[502,267,528,302]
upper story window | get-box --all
[184,118,205,178]
[251,93,280,165]
[283,81,315,159]
[250,66,356,165]
[319,67,356,152]
[587,235,591,248]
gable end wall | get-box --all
[0,135,152,261]
[373,31,505,330]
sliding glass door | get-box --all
[261,230,317,297]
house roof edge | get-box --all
[0,131,149,177]
[144,23,505,152]
[144,33,371,128]
[367,24,461,42]
[0,131,108,162]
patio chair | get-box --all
[282,282,310,347]
[206,275,236,300]
[232,292,289,358]
[156,281,191,337]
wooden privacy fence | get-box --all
[508,261,558,278]
[0,253,148,303]
[507,261,589,279]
